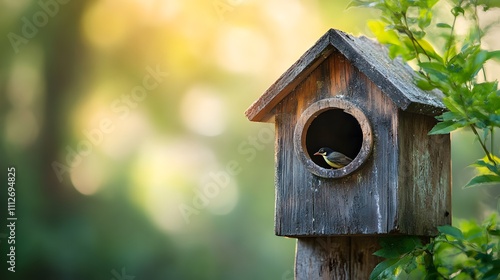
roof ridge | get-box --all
[246,28,445,122]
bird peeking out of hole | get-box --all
[314,147,352,169]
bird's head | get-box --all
[314,147,334,156]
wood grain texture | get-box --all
[397,112,452,234]
[295,237,381,280]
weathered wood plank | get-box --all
[295,237,350,280]
[397,112,451,234]
[295,237,381,279]
[350,236,382,279]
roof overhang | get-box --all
[245,29,446,123]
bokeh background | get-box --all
[0,0,499,279]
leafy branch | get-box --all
[349,0,500,188]
[369,216,500,279]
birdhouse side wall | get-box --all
[274,51,401,236]
[396,111,451,235]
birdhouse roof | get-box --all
[245,28,446,122]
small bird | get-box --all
[314,147,353,169]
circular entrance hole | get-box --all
[294,98,372,178]
[306,109,363,169]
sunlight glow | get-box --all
[132,0,184,22]
[81,0,135,50]
[71,82,127,135]
[181,85,227,137]
[70,83,152,160]
[263,0,303,28]
[130,138,239,233]
[130,139,215,232]
[7,56,43,108]
[4,109,39,149]
[4,48,43,149]
[100,111,152,159]
[199,172,239,216]
[70,155,105,196]
[213,26,271,74]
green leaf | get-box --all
[347,0,388,10]
[483,260,500,280]
[373,248,399,259]
[428,120,463,135]
[417,39,443,62]
[419,62,448,80]
[451,6,465,16]
[487,229,500,236]
[464,174,500,188]
[375,236,422,258]
[413,30,426,40]
[486,50,500,62]
[368,20,401,45]
[369,258,399,280]
[415,77,435,90]
[490,114,500,126]
[471,159,499,174]
[442,98,465,114]
[438,225,464,239]
[440,111,462,122]
[346,0,368,9]
[470,50,489,77]
[418,9,432,30]
[437,23,452,29]
[403,258,418,274]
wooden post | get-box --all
[245,29,451,279]
[295,237,381,279]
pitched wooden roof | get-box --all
[245,28,445,122]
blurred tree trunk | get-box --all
[40,1,88,214]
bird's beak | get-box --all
[313,152,322,156]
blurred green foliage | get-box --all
[370,216,500,279]
[0,0,499,279]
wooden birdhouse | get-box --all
[246,29,451,237]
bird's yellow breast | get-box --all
[323,156,345,169]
